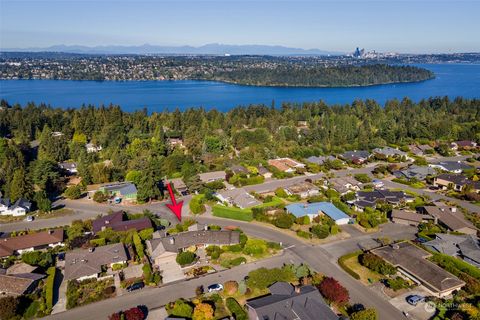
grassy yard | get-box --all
[343,255,383,285]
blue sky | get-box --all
[0,0,479,53]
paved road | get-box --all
[47,251,302,320]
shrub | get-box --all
[274,213,295,229]
[189,195,206,214]
[21,251,54,268]
[226,297,248,320]
[267,242,282,250]
[112,263,126,271]
[93,191,107,203]
[0,296,19,320]
[223,281,239,295]
[354,174,372,183]
[310,224,330,239]
[193,302,214,320]
[138,228,154,240]
[123,307,145,320]
[176,251,196,266]
[90,237,106,247]
[386,276,410,291]
[133,231,145,259]
[318,277,349,306]
[142,262,152,283]
[45,267,56,312]
[206,245,223,259]
[64,185,83,199]
[226,244,243,252]
[243,239,268,256]
[359,253,396,275]
[350,308,378,320]
[296,230,312,239]
[229,257,247,266]
[274,188,288,198]
[170,299,193,318]
[338,251,361,280]
[295,215,310,225]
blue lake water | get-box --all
[0,64,479,112]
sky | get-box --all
[0,0,479,54]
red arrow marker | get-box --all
[165,182,183,221]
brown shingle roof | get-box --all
[0,229,64,258]
[0,274,37,296]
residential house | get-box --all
[372,242,465,297]
[340,150,371,164]
[51,131,64,137]
[230,165,249,176]
[169,178,189,195]
[59,162,78,174]
[85,142,102,153]
[0,198,32,216]
[257,165,272,179]
[450,140,477,151]
[425,234,480,268]
[0,274,44,297]
[0,263,46,297]
[429,161,472,174]
[268,158,305,173]
[64,243,128,281]
[409,144,434,155]
[88,182,138,202]
[306,155,337,166]
[352,189,414,211]
[246,282,340,320]
[0,229,64,258]
[419,204,478,235]
[147,226,240,283]
[328,176,362,195]
[433,173,480,192]
[393,165,436,181]
[92,211,152,233]
[284,182,320,199]
[390,209,433,227]
[216,188,261,209]
[372,146,407,160]
[285,202,351,225]
[198,171,226,183]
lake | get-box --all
[0,64,479,112]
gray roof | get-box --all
[372,242,465,294]
[101,182,137,195]
[148,230,240,256]
[246,282,339,320]
[355,189,413,207]
[306,155,336,165]
[430,161,472,172]
[373,146,407,157]
[391,210,431,223]
[64,243,128,280]
[257,165,271,175]
[435,174,480,189]
[198,171,226,183]
[394,165,436,181]
[426,234,480,266]
[421,206,477,232]
[217,188,261,208]
[341,150,370,161]
[11,198,32,211]
[230,165,249,175]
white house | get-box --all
[0,198,32,216]
[86,142,103,153]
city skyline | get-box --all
[1,0,479,54]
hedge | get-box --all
[226,297,248,320]
[431,252,480,280]
[212,205,253,221]
[45,267,56,311]
[338,251,361,280]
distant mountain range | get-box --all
[1,43,342,56]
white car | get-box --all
[25,216,34,222]
[207,283,223,292]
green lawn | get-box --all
[212,205,253,221]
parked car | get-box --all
[406,295,424,306]
[127,282,145,292]
[24,216,34,222]
[57,252,65,261]
[207,283,224,292]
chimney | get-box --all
[294,286,301,294]
[105,220,110,224]
[204,225,208,231]
[451,207,457,213]
[88,247,95,253]
[169,237,175,245]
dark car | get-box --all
[126,282,145,292]
[406,295,424,306]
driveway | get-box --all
[389,288,436,320]
[51,270,67,314]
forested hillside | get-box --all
[0,96,478,204]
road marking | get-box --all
[284,245,295,250]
